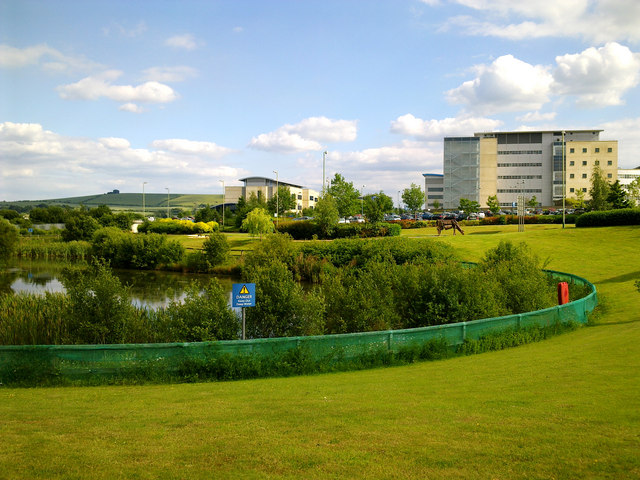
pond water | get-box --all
[1,260,238,309]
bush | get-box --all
[276,220,320,240]
[62,214,100,241]
[138,218,218,234]
[575,208,640,227]
[0,218,19,264]
[202,232,230,267]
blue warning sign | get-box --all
[232,283,256,307]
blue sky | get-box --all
[2,0,640,202]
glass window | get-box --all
[608,147,613,152]
[570,148,575,153]
[570,188,574,193]
[570,174,574,178]
[595,160,599,165]
[582,148,587,153]
[582,188,587,192]
[595,148,600,153]
[582,161,587,166]
[569,161,575,166]
[607,161,612,166]
[607,174,612,178]
[582,174,587,178]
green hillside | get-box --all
[1,193,224,211]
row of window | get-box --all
[497,189,542,193]
[427,195,443,199]
[497,150,543,155]
[569,147,613,154]
[568,160,613,167]
[569,173,613,179]
[498,175,542,180]
[427,187,444,192]
[569,188,588,193]
[497,163,543,167]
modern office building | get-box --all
[422,173,444,209]
[619,167,640,206]
[443,130,618,209]
[224,177,319,213]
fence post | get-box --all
[388,331,393,352]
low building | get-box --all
[224,177,319,213]
[423,173,444,210]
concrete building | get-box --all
[443,130,618,209]
[422,173,444,209]
[224,177,319,213]
[618,167,640,206]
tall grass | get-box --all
[15,238,90,260]
[0,292,70,345]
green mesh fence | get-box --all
[0,270,597,384]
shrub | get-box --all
[159,281,239,342]
[202,232,230,267]
[575,208,640,227]
[138,218,218,234]
[61,214,100,241]
[0,218,19,264]
[276,220,320,240]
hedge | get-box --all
[575,208,640,227]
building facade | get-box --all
[443,130,618,209]
[224,177,319,213]
[422,173,444,209]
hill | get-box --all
[0,193,224,212]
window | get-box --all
[582,148,587,153]
[607,161,612,166]
[297,194,302,200]
[607,174,612,178]
[608,147,613,152]
[309,196,314,201]
[582,188,587,192]
[570,188,575,193]
[569,161,575,166]
[582,161,587,166]
[582,174,587,179]
[595,148,600,153]
[570,148,575,153]
[569,174,575,178]
[595,160,599,165]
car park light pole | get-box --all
[273,170,279,227]
[165,187,170,218]
[142,181,147,218]
[219,179,225,232]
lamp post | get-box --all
[562,130,566,229]
[273,170,279,226]
[397,190,401,215]
[219,180,225,232]
[142,181,147,218]
[322,151,328,195]
[165,187,170,218]
[361,185,365,216]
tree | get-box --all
[607,180,631,209]
[626,176,640,207]
[202,232,230,266]
[588,165,611,211]
[0,218,19,265]
[402,183,424,218]
[327,173,362,218]
[314,194,340,238]
[458,198,480,214]
[363,192,393,223]
[486,195,499,213]
[573,189,586,209]
[267,186,296,217]
[432,199,441,211]
[241,208,274,239]
[194,204,221,223]
[234,192,268,228]
[62,214,100,242]
[527,195,538,208]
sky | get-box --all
[2,0,640,202]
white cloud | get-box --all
[599,117,640,169]
[118,103,144,113]
[249,117,357,153]
[151,139,233,158]
[391,113,502,139]
[0,122,242,200]
[102,20,148,38]
[0,43,100,73]
[57,70,178,105]
[553,43,640,107]
[446,55,553,114]
[433,0,640,43]
[516,111,557,123]
[165,34,200,50]
[141,66,198,83]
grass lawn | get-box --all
[1,225,639,479]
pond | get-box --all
[1,259,238,309]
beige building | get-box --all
[224,177,319,213]
[443,130,619,209]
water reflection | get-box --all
[1,259,237,309]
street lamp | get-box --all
[165,187,170,218]
[219,180,225,232]
[322,151,328,195]
[142,181,147,218]
[273,170,279,226]
[361,185,365,216]
[397,190,401,215]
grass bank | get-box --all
[1,225,639,479]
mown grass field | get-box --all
[1,225,639,479]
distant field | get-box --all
[1,225,639,479]
[1,193,223,211]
